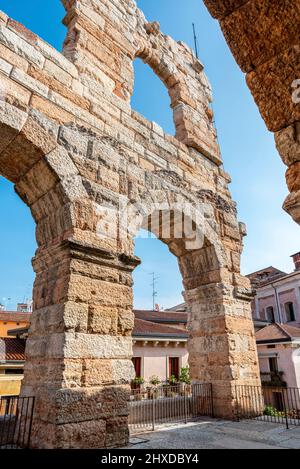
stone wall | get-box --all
[0,1,260,448]
[203,0,300,224]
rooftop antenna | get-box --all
[149,272,158,311]
[192,23,199,59]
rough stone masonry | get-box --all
[204,0,300,225]
[0,0,261,448]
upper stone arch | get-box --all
[60,0,221,165]
[133,19,221,163]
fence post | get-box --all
[210,384,215,418]
[235,385,240,422]
[152,395,155,431]
[184,385,188,424]
[282,390,289,430]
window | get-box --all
[169,357,180,380]
[266,306,275,323]
[285,302,296,322]
[269,357,278,374]
[5,369,24,375]
[132,357,142,378]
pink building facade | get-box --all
[132,311,189,383]
[248,253,300,389]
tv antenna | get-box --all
[149,272,158,311]
[192,23,199,59]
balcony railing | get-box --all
[260,371,286,387]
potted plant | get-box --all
[179,366,191,394]
[148,376,160,399]
[131,376,144,390]
[149,375,160,386]
[167,375,179,396]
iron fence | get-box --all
[235,385,300,429]
[0,395,35,448]
[129,383,213,434]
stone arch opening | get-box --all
[131,58,176,136]
[133,228,183,310]
[126,189,258,418]
[0,176,35,313]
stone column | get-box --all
[21,239,140,449]
[185,281,260,419]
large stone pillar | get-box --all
[21,238,139,448]
[179,232,260,419]
[185,282,260,418]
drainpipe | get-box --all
[271,283,282,323]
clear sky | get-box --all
[0,0,298,311]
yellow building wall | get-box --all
[0,376,23,396]
[0,320,29,337]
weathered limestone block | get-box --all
[220,0,300,72]
[246,45,300,132]
[286,163,300,193]
[203,0,249,19]
[283,190,300,224]
[275,122,300,166]
[0,101,27,154]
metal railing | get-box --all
[129,383,213,434]
[0,395,35,448]
[235,385,300,429]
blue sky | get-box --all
[0,0,298,310]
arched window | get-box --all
[285,302,296,322]
[266,306,275,323]
[131,59,175,136]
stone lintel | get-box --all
[33,238,141,273]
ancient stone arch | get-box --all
[0,1,260,448]
[203,0,300,225]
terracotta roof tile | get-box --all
[133,318,189,339]
[247,266,287,287]
[0,338,26,361]
[0,311,31,323]
[256,323,300,343]
[134,310,187,324]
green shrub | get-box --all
[264,405,283,417]
[179,366,191,385]
[132,376,144,386]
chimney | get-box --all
[291,252,300,271]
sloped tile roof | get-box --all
[246,266,288,287]
[0,338,26,361]
[256,323,300,344]
[134,310,187,324]
[133,318,189,339]
[0,311,31,322]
